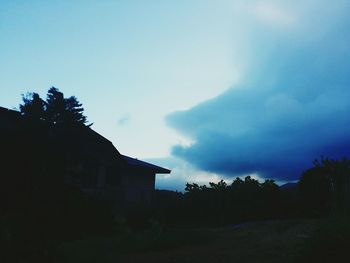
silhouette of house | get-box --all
[0,106,170,205]
[0,106,22,130]
[62,126,171,205]
[121,155,170,204]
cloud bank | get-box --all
[167,1,350,181]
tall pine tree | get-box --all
[20,87,89,126]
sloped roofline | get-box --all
[0,106,171,175]
[0,106,21,117]
[121,154,171,174]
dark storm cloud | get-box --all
[167,2,350,181]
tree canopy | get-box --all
[19,87,89,126]
[299,157,350,215]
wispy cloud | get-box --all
[117,113,131,126]
[252,2,296,27]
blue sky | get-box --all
[1,1,350,190]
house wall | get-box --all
[121,169,155,204]
[60,145,159,205]
[75,163,123,201]
[69,163,157,206]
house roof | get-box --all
[0,106,21,120]
[0,106,23,131]
[121,155,171,174]
[0,106,171,175]
[0,106,20,114]
[60,125,124,166]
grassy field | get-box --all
[60,218,349,263]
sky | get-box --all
[1,0,350,191]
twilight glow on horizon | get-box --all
[1,0,350,190]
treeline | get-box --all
[184,177,282,224]
[152,177,287,226]
[152,158,350,226]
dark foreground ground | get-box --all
[60,217,350,263]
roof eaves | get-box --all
[121,155,171,174]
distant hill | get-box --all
[280,183,298,191]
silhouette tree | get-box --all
[20,87,89,126]
[299,165,332,216]
[46,87,65,124]
[298,157,350,215]
[19,92,46,120]
[63,95,87,125]
[46,87,88,126]
[209,179,227,191]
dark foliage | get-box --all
[151,176,285,226]
[152,157,350,227]
[19,92,46,121]
[183,177,284,224]
[299,157,350,216]
[20,87,89,126]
